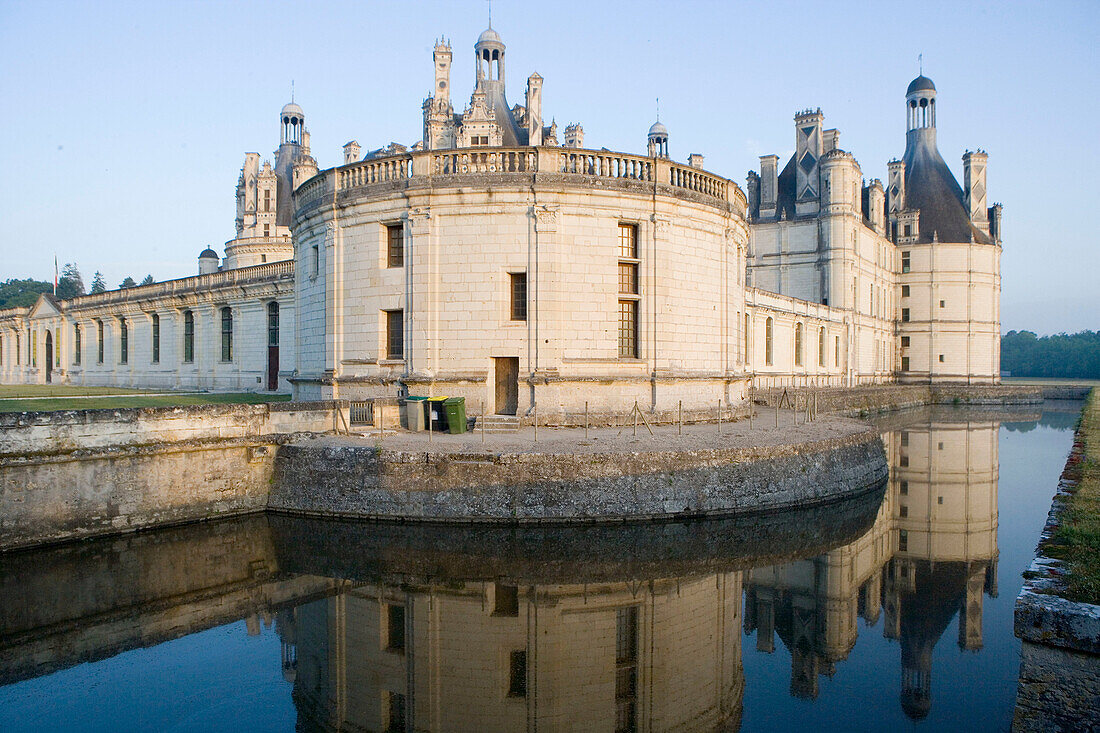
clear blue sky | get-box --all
[1,0,1096,335]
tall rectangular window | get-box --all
[385,691,406,733]
[263,189,271,212]
[901,284,910,297]
[818,327,826,366]
[386,224,404,267]
[794,323,804,366]
[183,310,194,363]
[119,319,128,364]
[510,273,527,321]
[386,310,404,360]
[508,650,527,697]
[618,223,640,359]
[16,333,21,365]
[73,324,81,365]
[310,244,320,278]
[618,300,638,359]
[31,329,36,367]
[616,606,638,733]
[386,605,405,653]
[151,314,160,363]
[902,308,910,322]
[765,317,774,366]
[618,223,638,258]
[97,320,104,364]
[901,251,911,273]
[220,307,233,362]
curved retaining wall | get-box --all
[269,431,888,523]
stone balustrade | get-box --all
[60,260,294,310]
[295,146,746,213]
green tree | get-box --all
[90,272,106,294]
[0,278,52,308]
[56,262,85,299]
[140,274,155,286]
[119,276,137,289]
[1001,330,1100,379]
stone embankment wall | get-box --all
[1012,393,1100,732]
[0,402,347,551]
[270,431,888,523]
[753,384,1042,416]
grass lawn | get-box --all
[1046,388,1100,604]
[0,391,290,413]
[0,385,158,398]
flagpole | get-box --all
[53,256,58,296]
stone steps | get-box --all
[475,415,520,433]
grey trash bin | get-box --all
[405,396,427,431]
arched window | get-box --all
[220,307,233,362]
[151,314,160,364]
[119,318,128,364]
[765,317,773,366]
[183,310,194,363]
[794,323,804,367]
[819,327,826,366]
[744,313,750,363]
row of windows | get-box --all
[760,318,834,368]
[0,304,279,368]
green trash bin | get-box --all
[444,397,467,434]
[427,396,449,432]
[404,396,427,431]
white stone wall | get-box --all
[0,263,294,393]
[292,151,752,419]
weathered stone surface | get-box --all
[1013,641,1100,732]
[270,432,888,522]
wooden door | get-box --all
[494,357,519,415]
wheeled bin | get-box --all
[427,396,449,432]
[404,396,427,431]
[444,397,467,434]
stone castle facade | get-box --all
[0,26,1001,419]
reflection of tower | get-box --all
[887,412,1001,720]
[275,608,298,683]
[744,407,1002,716]
[290,574,744,731]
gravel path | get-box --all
[307,408,874,456]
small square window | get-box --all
[494,584,519,616]
[901,285,910,297]
[900,455,909,467]
[901,336,910,348]
[939,354,945,363]
[900,480,909,495]
[938,441,944,450]
[900,505,908,518]
[939,300,945,308]
[901,308,910,322]
[938,496,943,505]
[618,223,638,259]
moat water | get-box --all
[0,403,1081,732]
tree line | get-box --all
[0,264,154,308]
[1001,330,1100,379]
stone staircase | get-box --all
[475,414,521,433]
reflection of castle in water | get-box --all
[279,575,745,732]
[744,409,1001,719]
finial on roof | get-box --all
[488,0,492,27]
[656,97,660,122]
[918,52,923,75]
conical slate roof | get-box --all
[902,131,991,244]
